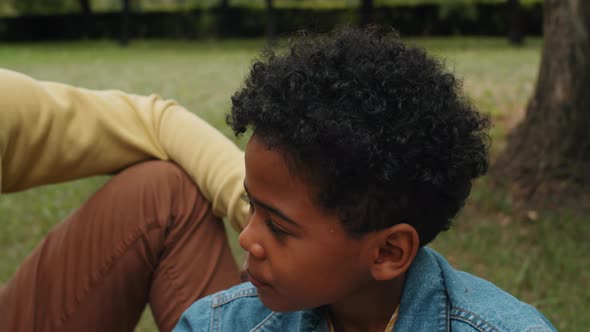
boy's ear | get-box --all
[369,223,419,281]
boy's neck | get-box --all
[327,276,405,332]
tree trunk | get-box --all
[79,0,92,38]
[266,0,277,46]
[216,0,230,38]
[492,0,590,207]
[120,0,130,46]
[360,0,374,27]
[79,0,91,15]
[507,0,524,45]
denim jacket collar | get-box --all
[243,308,328,332]
[175,247,556,332]
[394,248,449,332]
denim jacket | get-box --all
[174,247,556,332]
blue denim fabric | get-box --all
[174,247,556,332]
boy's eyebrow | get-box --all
[243,182,301,228]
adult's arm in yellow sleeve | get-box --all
[0,68,248,231]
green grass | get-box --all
[0,37,586,331]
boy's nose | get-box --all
[239,220,266,259]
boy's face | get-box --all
[240,135,376,312]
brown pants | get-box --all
[0,161,241,332]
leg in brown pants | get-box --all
[0,161,241,332]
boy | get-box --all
[174,27,556,331]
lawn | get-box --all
[0,37,587,331]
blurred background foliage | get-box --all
[0,0,544,42]
[1,0,543,16]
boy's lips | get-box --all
[247,269,270,288]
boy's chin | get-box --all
[260,296,299,312]
[258,292,311,313]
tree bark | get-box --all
[492,0,590,207]
[360,0,374,27]
[120,0,130,46]
[266,0,277,46]
[215,0,230,38]
[79,0,92,38]
[507,0,524,45]
[79,0,91,15]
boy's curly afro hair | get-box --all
[228,26,489,246]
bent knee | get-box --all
[114,161,197,196]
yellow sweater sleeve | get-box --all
[0,68,248,231]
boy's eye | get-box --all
[265,219,289,239]
[242,194,288,239]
